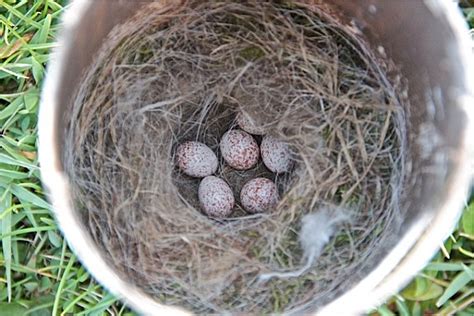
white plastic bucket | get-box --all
[39,1,473,314]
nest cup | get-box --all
[39,0,473,315]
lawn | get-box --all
[0,1,473,315]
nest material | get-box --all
[65,1,409,314]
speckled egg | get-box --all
[237,113,265,135]
[198,176,235,218]
[220,130,259,170]
[176,141,218,177]
[261,135,293,173]
[240,177,279,213]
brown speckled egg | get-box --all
[261,135,293,173]
[237,113,265,135]
[176,141,218,177]
[240,177,279,213]
[199,176,235,218]
[220,130,259,170]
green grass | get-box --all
[0,1,473,315]
[0,1,129,315]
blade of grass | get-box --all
[0,226,56,239]
[0,182,50,210]
[61,285,97,315]
[56,238,67,279]
[0,33,33,59]
[377,305,395,316]
[436,264,474,307]
[461,203,474,235]
[1,2,43,29]
[52,254,76,316]
[31,56,44,84]
[0,65,30,79]
[0,168,29,180]
[425,262,466,272]
[394,296,410,316]
[78,293,117,316]
[440,242,451,259]
[461,263,474,279]
[0,92,25,100]
[33,13,52,45]
[0,260,57,279]
[1,189,13,302]
[458,247,474,258]
[0,96,23,121]
[0,153,38,170]
[25,300,55,315]
[438,290,474,316]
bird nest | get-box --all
[64,0,409,314]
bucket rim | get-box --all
[38,0,474,315]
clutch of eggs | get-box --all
[175,115,291,218]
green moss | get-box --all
[239,46,265,61]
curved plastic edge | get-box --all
[318,1,474,315]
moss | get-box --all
[239,46,265,61]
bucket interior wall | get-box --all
[50,0,469,311]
